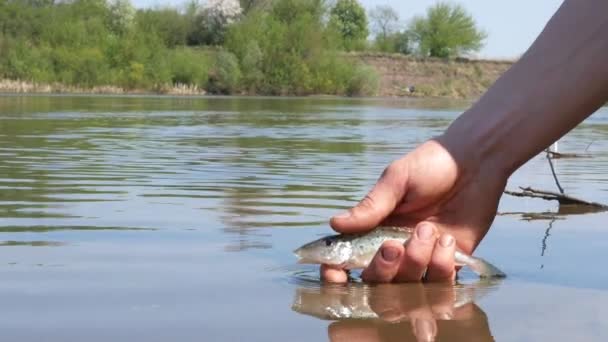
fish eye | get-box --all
[325,239,332,246]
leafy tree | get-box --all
[239,0,272,14]
[408,2,486,58]
[137,8,191,47]
[328,0,368,51]
[369,5,399,40]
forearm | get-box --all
[441,0,608,179]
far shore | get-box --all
[0,54,515,100]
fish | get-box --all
[293,226,506,278]
[291,279,502,321]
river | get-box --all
[1,95,608,341]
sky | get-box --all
[131,0,565,60]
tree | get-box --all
[108,0,135,34]
[190,0,242,45]
[369,5,399,40]
[408,2,486,58]
[328,0,368,51]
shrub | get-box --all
[208,50,241,94]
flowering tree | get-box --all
[196,0,243,45]
[108,0,135,34]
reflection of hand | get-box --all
[322,140,508,283]
[326,283,494,342]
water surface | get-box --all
[1,95,608,341]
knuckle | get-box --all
[358,193,378,211]
[404,248,429,269]
[383,161,401,178]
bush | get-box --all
[240,40,264,92]
[208,50,241,94]
[168,48,212,88]
[373,31,411,54]
[0,0,380,96]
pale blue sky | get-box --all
[131,0,565,59]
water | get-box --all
[1,95,608,341]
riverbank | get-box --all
[0,53,515,99]
[351,52,514,99]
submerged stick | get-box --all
[504,186,608,208]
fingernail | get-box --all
[415,319,436,342]
[333,211,350,219]
[417,223,434,240]
[439,234,454,247]
[381,246,400,262]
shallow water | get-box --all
[1,95,608,341]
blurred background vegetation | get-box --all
[0,0,487,96]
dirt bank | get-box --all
[353,52,514,99]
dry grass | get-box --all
[0,79,207,95]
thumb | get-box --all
[330,165,406,233]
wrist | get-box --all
[435,107,517,185]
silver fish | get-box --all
[294,226,506,278]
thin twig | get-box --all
[545,150,564,194]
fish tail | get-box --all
[455,251,506,278]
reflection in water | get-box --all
[0,240,65,247]
[291,280,502,341]
[540,216,557,270]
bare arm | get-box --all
[442,0,608,179]
[324,0,608,284]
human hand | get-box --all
[322,139,509,283]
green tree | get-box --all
[328,0,368,51]
[137,8,191,47]
[408,2,486,58]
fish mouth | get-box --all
[293,248,311,264]
[293,247,319,264]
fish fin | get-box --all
[456,252,506,278]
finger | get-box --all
[412,318,437,342]
[394,222,438,282]
[361,241,404,283]
[425,283,455,320]
[452,303,477,321]
[320,264,349,283]
[330,163,406,233]
[424,234,456,282]
[369,283,427,323]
